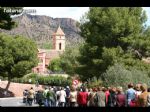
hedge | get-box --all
[10,73,72,87]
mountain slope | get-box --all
[0,14,82,47]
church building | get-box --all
[32,26,65,74]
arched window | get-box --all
[59,43,61,50]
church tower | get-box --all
[53,26,65,51]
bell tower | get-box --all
[53,26,65,51]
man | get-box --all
[28,87,35,106]
[77,87,88,107]
[65,86,70,107]
[107,87,117,107]
[47,87,57,107]
[43,87,50,107]
[23,89,28,105]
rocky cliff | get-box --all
[0,14,82,47]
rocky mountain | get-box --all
[0,14,82,47]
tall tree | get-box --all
[0,7,23,30]
[77,7,150,81]
[60,44,81,75]
[0,33,38,95]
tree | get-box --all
[77,7,150,81]
[0,33,38,94]
[60,44,81,76]
[0,7,23,30]
[48,58,63,73]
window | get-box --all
[59,43,61,50]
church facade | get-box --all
[32,26,65,74]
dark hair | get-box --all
[128,83,134,88]
[92,88,97,92]
[31,87,33,89]
[61,87,64,90]
[82,87,86,92]
[97,87,102,91]
[148,88,150,92]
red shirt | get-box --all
[116,94,126,107]
[77,92,88,105]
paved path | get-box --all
[0,97,39,107]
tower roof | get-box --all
[55,26,65,35]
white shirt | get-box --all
[59,90,66,102]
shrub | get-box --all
[24,73,37,79]
[102,63,150,89]
[87,77,103,88]
[129,68,150,86]
[10,73,72,87]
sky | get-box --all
[23,7,89,22]
[24,7,150,26]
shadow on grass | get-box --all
[0,87,15,98]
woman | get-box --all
[116,87,126,107]
[94,87,106,107]
[69,87,77,107]
[88,88,97,107]
[147,88,150,107]
[137,84,149,107]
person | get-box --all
[134,84,142,107]
[23,89,28,105]
[115,87,126,107]
[126,83,136,107]
[58,87,66,107]
[105,87,110,107]
[27,87,35,106]
[87,88,97,107]
[94,87,106,107]
[69,86,77,107]
[135,84,142,97]
[36,90,44,107]
[65,86,70,107]
[77,87,88,107]
[107,87,117,107]
[56,87,61,107]
[34,91,38,104]
[137,83,149,107]
[43,87,50,107]
[88,88,93,96]
[147,88,150,107]
[47,87,57,107]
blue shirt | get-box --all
[126,88,136,105]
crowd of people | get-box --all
[22,83,150,107]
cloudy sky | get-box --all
[24,7,150,26]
